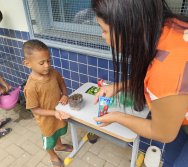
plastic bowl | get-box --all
[69,93,83,110]
[0,86,21,110]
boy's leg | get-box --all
[54,137,73,152]
[43,136,64,167]
[163,127,188,167]
[47,149,63,167]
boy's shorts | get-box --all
[42,125,67,150]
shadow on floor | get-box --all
[13,104,33,122]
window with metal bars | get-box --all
[23,0,111,58]
[23,0,188,58]
[167,0,188,16]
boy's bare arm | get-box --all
[60,77,67,96]
[59,77,68,105]
[31,107,70,120]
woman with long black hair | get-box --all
[92,0,188,166]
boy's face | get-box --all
[24,50,51,75]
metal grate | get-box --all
[24,0,110,57]
[167,0,188,16]
[24,0,188,57]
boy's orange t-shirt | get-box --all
[24,68,67,136]
[144,19,188,125]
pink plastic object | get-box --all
[98,79,104,87]
[0,86,21,110]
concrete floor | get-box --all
[0,104,135,167]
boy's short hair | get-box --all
[23,39,49,58]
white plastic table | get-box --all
[56,82,149,167]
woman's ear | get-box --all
[23,59,31,68]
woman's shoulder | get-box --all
[145,17,188,99]
[159,18,188,50]
[145,52,188,100]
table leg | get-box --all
[130,136,140,167]
[64,122,88,165]
[69,122,79,157]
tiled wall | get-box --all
[51,48,114,95]
[0,27,165,157]
[0,28,29,89]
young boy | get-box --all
[23,40,72,167]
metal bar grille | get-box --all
[24,0,188,57]
[25,0,110,57]
[167,0,188,16]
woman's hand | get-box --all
[94,84,117,104]
[59,95,68,105]
[54,111,70,120]
[94,111,123,127]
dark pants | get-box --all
[163,127,188,167]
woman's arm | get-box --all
[95,94,188,143]
[148,94,188,142]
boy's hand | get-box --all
[54,111,70,120]
[59,95,68,105]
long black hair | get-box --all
[0,11,3,22]
[92,0,188,110]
